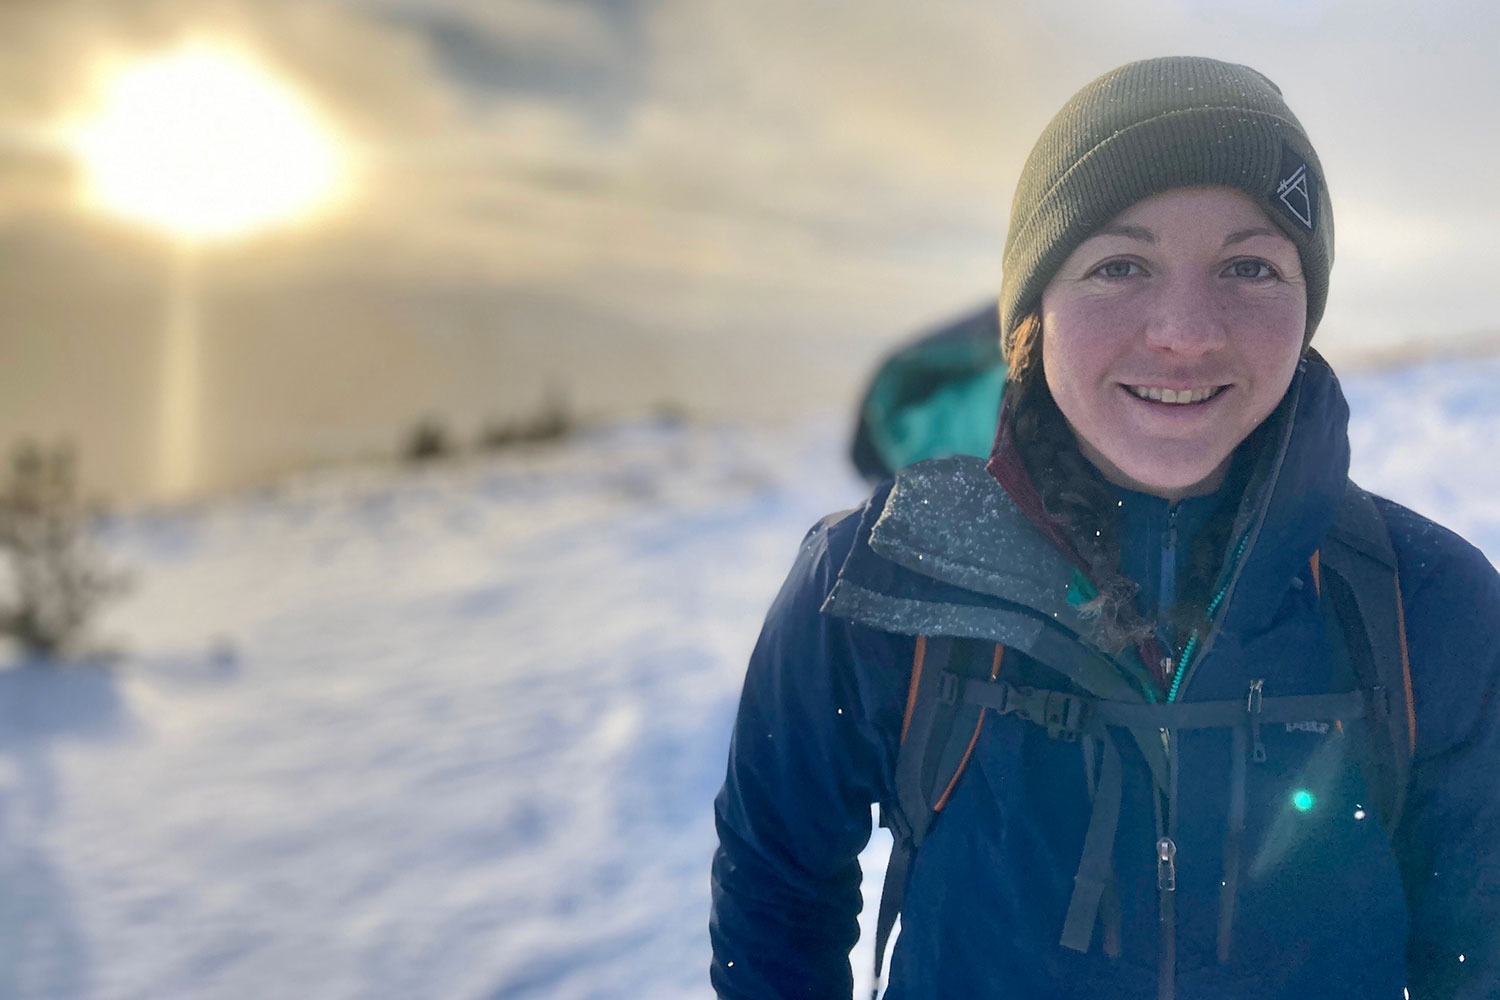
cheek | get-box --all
[1039,331,1086,416]
[1041,307,1126,411]
[1234,303,1306,387]
[1226,289,1306,345]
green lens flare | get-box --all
[1292,789,1316,812]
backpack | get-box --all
[849,303,1006,484]
[867,483,1417,998]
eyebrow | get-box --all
[1221,226,1281,246]
[1092,223,1156,243]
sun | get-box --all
[69,41,351,243]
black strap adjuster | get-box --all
[1044,691,1087,741]
[937,671,961,705]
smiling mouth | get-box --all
[1123,384,1227,405]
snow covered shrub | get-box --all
[477,391,574,451]
[403,417,453,462]
[0,441,128,659]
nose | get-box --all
[1143,276,1227,356]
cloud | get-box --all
[6,0,1500,344]
[3,0,1500,500]
[354,0,645,111]
[344,0,1043,345]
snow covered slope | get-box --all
[6,356,1500,1000]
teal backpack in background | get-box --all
[849,302,1007,483]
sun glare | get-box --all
[71,41,350,242]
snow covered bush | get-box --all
[477,390,574,451]
[0,441,128,659]
[402,417,453,462]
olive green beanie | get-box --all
[999,56,1334,357]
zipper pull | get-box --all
[1246,679,1267,764]
[1157,837,1178,892]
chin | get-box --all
[1109,446,1233,499]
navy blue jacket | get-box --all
[711,359,1500,998]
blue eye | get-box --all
[1095,260,1140,279]
[1227,259,1277,280]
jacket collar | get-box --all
[821,455,1155,704]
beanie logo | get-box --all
[1274,144,1317,232]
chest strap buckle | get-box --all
[949,674,1091,741]
[1044,691,1088,741]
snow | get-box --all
[7,357,1500,1000]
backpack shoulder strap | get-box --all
[1317,481,1417,832]
[894,637,1006,833]
[871,636,1002,994]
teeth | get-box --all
[1127,385,1222,405]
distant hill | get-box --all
[1336,328,1500,373]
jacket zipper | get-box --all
[1155,729,1179,1000]
[1157,504,1180,691]
[1160,505,1179,628]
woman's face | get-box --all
[1040,186,1308,501]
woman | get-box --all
[710,57,1500,999]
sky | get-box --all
[0,0,1498,502]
